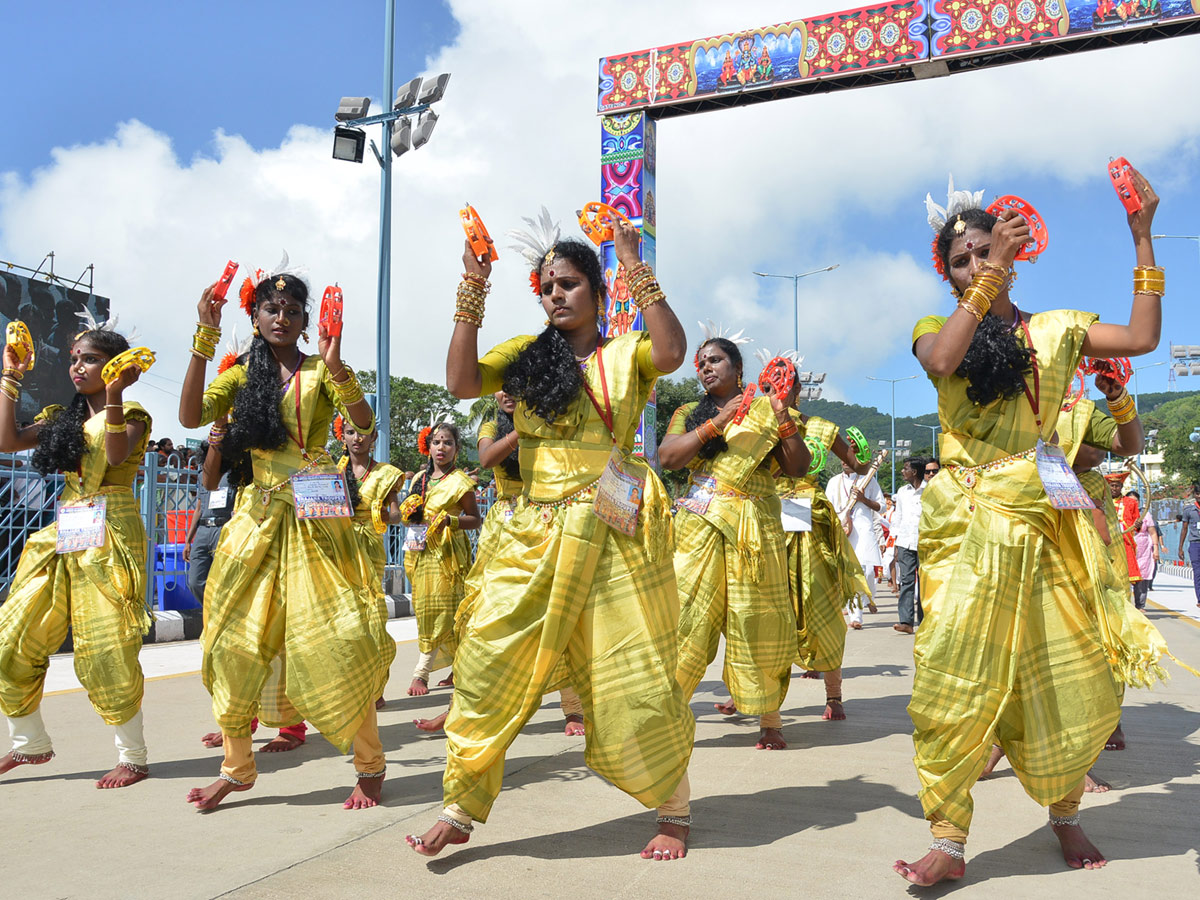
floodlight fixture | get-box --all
[418,73,451,105]
[412,109,439,149]
[394,76,423,110]
[1192,363,1200,376]
[390,116,412,157]
[332,126,366,163]
[811,372,826,384]
[1174,364,1189,376]
[1171,344,1188,358]
[336,97,371,121]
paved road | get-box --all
[4,585,1199,899]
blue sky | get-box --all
[2,1,1199,434]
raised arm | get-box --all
[0,344,41,452]
[102,366,147,466]
[768,385,811,477]
[613,220,686,374]
[1094,373,1143,457]
[447,240,492,399]
[180,285,224,429]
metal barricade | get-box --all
[382,482,495,596]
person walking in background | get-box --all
[1179,482,1200,608]
[828,459,883,628]
[891,456,926,634]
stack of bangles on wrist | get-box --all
[454,273,489,327]
[1133,265,1165,297]
[331,365,365,406]
[208,422,228,447]
[105,404,126,434]
[957,261,1007,322]
[0,367,22,401]
[192,322,221,362]
[696,419,720,443]
[1108,389,1137,425]
[624,261,666,310]
[777,418,798,440]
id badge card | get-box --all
[677,473,716,516]
[56,496,107,553]
[290,472,353,519]
[1034,438,1093,510]
[404,524,428,551]
[207,487,228,511]
[592,447,644,537]
[780,497,813,532]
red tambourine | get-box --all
[730,383,757,425]
[1108,157,1143,215]
[213,260,239,301]
[757,356,797,398]
[1062,363,1087,412]
[1084,356,1133,386]
[320,285,344,338]
[460,203,499,262]
[577,202,633,246]
[986,195,1047,262]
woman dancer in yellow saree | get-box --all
[179,260,385,811]
[0,322,152,788]
[661,337,808,751]
[408,218,694,860]
[895,169,1172,885]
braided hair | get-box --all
[684,337,743,460]
[935,209,1033,407]
[32,329,130,476]
[503,239,606,425]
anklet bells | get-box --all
[928,838,965,859]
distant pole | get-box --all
[375,0,396,458]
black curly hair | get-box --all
[406,423,461,524]
[222,275,309,489]
[503,239,606,425]
[339,462,365,512]
[684,337,744,460]
[32,329,130,476]
[934,208,1033,407]
[491,409,521,481]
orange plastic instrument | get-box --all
[213,260,239,300]
[1108,157,1143,215]
[730,383,758,425]
[985,195,1047,262]
[320,285,344,338]
[577,202,632,246]
[460,203,498,262]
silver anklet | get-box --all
[656,815,692,828]
[929,838,965,860]
[219,772,249,786]
[118,761,149,776]
[356,768,386,779]
[437,813,474,834]
[10,750,54,764]
[1049,813,1080,827]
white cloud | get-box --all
[2,0,1199,435]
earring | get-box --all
[253,323,261,336]
[301,330,310,343]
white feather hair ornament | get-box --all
[753,347,802,367]
[507,206,561,271]
[697,320,751,346]
[74,309,139,343]
[925,174,985,235]
[252,250,311,294]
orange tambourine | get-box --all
[577,202,633,246]
[730,383,758,426]
[986,195,1047,262]
[460,203,498,262]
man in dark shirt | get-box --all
[183,442,234,603]
[1178,482,1200,608]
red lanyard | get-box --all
[580,342,616,441]
[283,356,305,452]
[1017,317,1042,431]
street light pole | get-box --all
[753,265,839,352]
[866,374,918,493]
[915,422,941,456]
[1130,360,1164,470]
[375,0,395,459]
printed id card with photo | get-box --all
[291,472,353,519]
[592,447,644,537]
[676,473,716,517]
[1034,439,1093,510]
[404,524,428,551]
[56,496,107,553]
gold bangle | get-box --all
[105,420,127,434]
[2,367,23,381]
[957,300,985,322]
[778,421,798,440]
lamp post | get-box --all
[915,422,941,457]
[866,374,918,492]
[753,264,839,353]
[331,0,450,460]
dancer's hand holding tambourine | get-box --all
[989,209,1032,270]
[3,323,34,378]
[463,238,493,282]
[1123,165,1158,240]
[761,376,798,415]
[197,282,227,329]
[613,217,641,270]
[318,292,346,375]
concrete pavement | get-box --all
[3,585,1199,900]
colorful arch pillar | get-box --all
[599,111,659,468]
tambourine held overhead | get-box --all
[6,320,35,370]
[577,202,633,246]
[757,356,797,399]
[320,286,344,339]
[460,203,499,262]
[986,195,1048,262]
[213,260,239,301]
[1108,157,1143,215]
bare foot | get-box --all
[1085,770,1111,793]
[437,672,455,688]
[893,623,914,634]
[713,700,739,715]
[414,712,448,733]
[799,670,822,680]
[1105,723,1125,751]
[406,819,470,856]
[564,714,586,736]
[893,849,965,886]
[407,677,429,697]
[200,731,224,748]
[640,821,688,860]
[868,601,878,614]
[96,763,149,789]
[186,778,252,810]
[1051,821,1107,869]
[823,699,846,721]
[0,750,54,775]
[849,621,863,630]
[980,745,1005,778]
[756,727,787,750]
[261,732,304,753]
[375,696,386,710]
[344,775,383,809]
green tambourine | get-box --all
[845,426,870,465]
[805,437,827,476]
